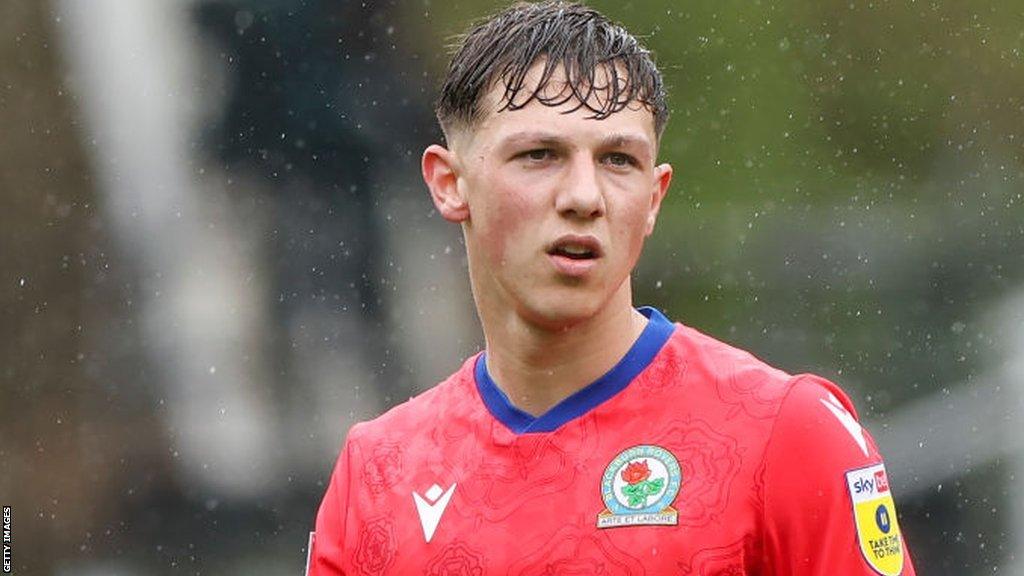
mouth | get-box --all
[547,235,603,260]
[546,235,603,277]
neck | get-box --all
[478,288,648,417]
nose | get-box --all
[555,156,605,220]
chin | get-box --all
[518,289,607,331]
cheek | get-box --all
[474,176,539,263]
[610,193,655,253]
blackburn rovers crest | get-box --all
[597,445,681,528]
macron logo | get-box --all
[412,483,456,543]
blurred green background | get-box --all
[2,0,1022,574]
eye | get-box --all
[520,148,554,162]
[602,152,638,169]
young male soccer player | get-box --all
[308,2,916,574]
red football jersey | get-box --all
[309,308,915,575]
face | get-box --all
[423,65,672,330]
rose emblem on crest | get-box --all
[619,459,666,508]
[621,460,650,484]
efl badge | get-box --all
[597,445,681,528]
[846,463,905,575]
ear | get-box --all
[644,162,673,236]
[422,144,469,222]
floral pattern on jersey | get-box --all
[509,524,642,576]
[354,517,396,576]
[677,537,752,576]
[637,344,686,393]
[425,541,485,576]
[751,455,768,517]
[655,418,742,527]
[438,414,600,522]
[715,360,789,420]
[362,441,403,496]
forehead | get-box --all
[459,61,658,150]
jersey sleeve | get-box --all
[761,375,916,576]
[307,430,358,576]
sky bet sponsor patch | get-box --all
[846,463,905,575]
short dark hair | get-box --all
[436,1,668,141]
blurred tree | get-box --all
[194,0,436,411]
[0,1,172,573]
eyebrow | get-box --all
[496,131,567,149]
[598,133,652,151]
[496,131,653,151]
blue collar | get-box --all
[474,307,675,434]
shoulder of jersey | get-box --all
[349,354,480,439]
[663,323,795,407]
[665,322,877,461]
[670,323,792,380]
[773,373,874,458]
